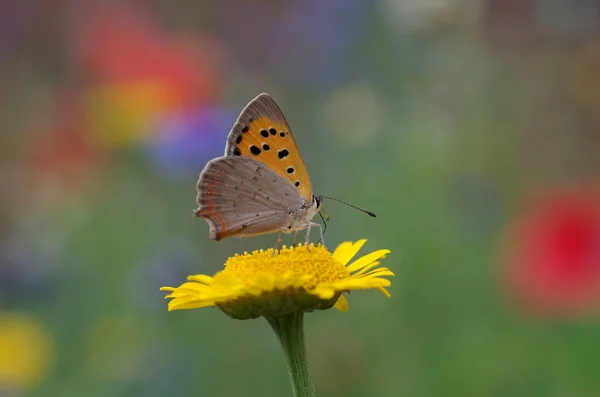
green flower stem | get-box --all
[266,312,315,397]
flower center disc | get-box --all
[214,245,350,319]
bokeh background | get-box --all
[2,1,600,396]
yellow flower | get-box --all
[0,312,54,392]
[161,240,393,319]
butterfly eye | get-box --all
[314,196,321,208]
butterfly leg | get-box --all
[310,222,326,249]
[272,230,282,257]
[292,230,299,247]
[305,222,326,250]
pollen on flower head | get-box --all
[223,245,350,290]
[161,240,394,320]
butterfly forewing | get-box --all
[224,93,313,201]
[196,156,303,240]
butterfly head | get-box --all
[301,194,322,222]
[314,195,330,228]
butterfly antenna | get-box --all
[319,196,376,217]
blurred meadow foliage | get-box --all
[1,1,600,396]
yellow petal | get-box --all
[211,271,243,291]
[356,268,395,279]
[376,286,391,298]
[311,285,336,300]
[333,277,391,291]
[346,249,391,273]
[350,261,380,277]
[164,291,195,299]
[187,275,214,285]
[333,239,368,265]
[169,298,217,311]
[333,295,349,312]
[174,282,214,293]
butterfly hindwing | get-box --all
[196,156,304,240]
[224,93,313,201]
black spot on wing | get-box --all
[287,167,294,174]
[235,135,242,144]
[269,128,277,136]
[250,145,261,155]
[233,147,241,156]
[260,129,269,138]
[262,144,270,151]
[278,149,289,159]
[295,181,300,187]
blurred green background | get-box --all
[2,1,600,396]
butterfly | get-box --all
[194,93,374,249]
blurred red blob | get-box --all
[503,186,600,316]
[71,4,225,147]
[75,4,220,107]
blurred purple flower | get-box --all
[145,106,237,180]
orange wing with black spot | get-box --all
[224,93,313,201]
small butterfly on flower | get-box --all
[194,93,375,250]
